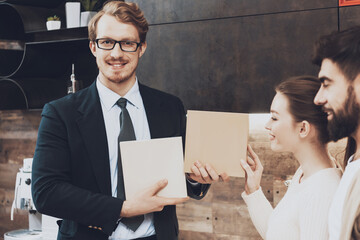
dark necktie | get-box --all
[116,98,144,232]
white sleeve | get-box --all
[242,187,273,239]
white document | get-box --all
[120,136,188,199]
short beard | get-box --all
[327,86,360,142]
[108,71,135,84]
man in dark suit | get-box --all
[32,1,228,240]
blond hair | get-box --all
[88,1,148,43]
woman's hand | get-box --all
[240,144,264,195]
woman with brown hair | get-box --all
[240,76,341,240]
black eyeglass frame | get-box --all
[95,38,141,52]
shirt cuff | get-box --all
[187,177,201,186]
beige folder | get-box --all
[184,110,248,177]
[120,136,188,200]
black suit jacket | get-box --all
[32,82,209,240]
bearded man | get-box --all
[313,26,360,240]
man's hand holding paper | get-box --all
[120,179,189,218]
[187,161,230,184]
[119,109,248,217]
[120,137,188,200]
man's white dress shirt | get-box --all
[96,78,155,240]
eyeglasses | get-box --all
[95,38,141,52]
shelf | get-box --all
[25,27,89,44]
[2,0,65,8]
[0,2,97,110]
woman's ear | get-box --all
[299,120,311,138]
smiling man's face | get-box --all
[89,14,146,90]
[314,58,360,141]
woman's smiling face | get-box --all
[265,92,299,152]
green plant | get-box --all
[47,15,60,21]
[80,0,98,11]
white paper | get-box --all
[120,136,187,199]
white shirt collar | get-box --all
[96,77,142,111]
[349,155,355,164]
[348,154,360,166]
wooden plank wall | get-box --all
[0,111,347,239]
[0,110,41,239]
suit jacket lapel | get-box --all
[76,82,112,195]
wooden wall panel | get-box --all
[209,175,274,204]
[210,177,244,203]
[249,142,299,176]
[179,230,261,240]
[133,0,337,24]
[0,139,37,164]
[0,110,41,238]
[0,110,40,139]
[212,202,260,237]
[177,200,213,233]
[179,231,214,240]
[137,8,338,112]
[0,163,21,189]
[273,178,290,206]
